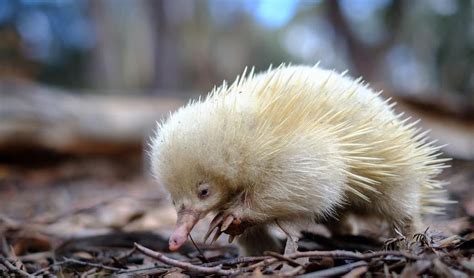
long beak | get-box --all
[169,209,201,251]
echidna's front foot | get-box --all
[204,211,252,244]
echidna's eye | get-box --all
[197,183,210,199]
[199,188,209,198]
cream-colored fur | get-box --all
[150,64,449,254]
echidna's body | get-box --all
[150,65,449,255]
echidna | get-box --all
[149,64,450,255]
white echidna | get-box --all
[149,64,450,256]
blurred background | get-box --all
[0,0,473,260]
[1,0,473,96]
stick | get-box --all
[119,266,168,276]
[201,256,267,267]
[188,233,208,263]
[240,257,278,272]
[117,264,169,275]
[134,243,238,276]
[0,257,34,278]
[264,251,302,267]
[115,245,137,262]
[299,261,368,277]
[61,257,123,272]
[80,267,98,278]
[0,237,9,257]
[341,265,368,278]
[290,250,420,261]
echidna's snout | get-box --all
[169,209,201,251]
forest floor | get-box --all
[0,152,473,277]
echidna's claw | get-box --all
[203,226,217,243]
[210,228,222,244]
[205,211,245,244]
[204,212,224,243]
[220,214,235,232]
[209,212,224,229]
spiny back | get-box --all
[205,65,449,213]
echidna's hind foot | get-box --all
[283,235,299,255]
[388,213,424,242]
[237,225,281,256]
[277,222,309,271]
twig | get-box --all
[115,246,137,262]
[299,261,368,277]
[188,233,208,263]
[0,236,10,257]
[264,251,302,267]
[291,250,421,261]
[134,243,238,276]
[31,266,52,277]
[80,267,98,278]
[8,245,28,275]
[240,257,278,272]
[18,251,53,262]
[201,256,267,267]
[119,266,168,276]
[117,264,169,275]
[61,257,123,272]
[0,257,34,278]
[341,265,368,278]
[31,258,75,276]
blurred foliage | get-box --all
[0,0,472,100]
[0,0,93,87]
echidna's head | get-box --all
[150,95,255,251]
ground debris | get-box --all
[0,227,472,277]
[0,158,472,276]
